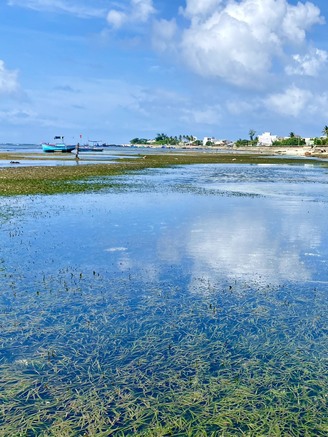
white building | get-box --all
[304,138,314,146]
[203,136,215,146]
[203,137,230,147]
[258,132,278,146]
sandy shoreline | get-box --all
[233,145,327,159]
[123,144,328,158]
[233,145,328,157]
[0,145,327,163]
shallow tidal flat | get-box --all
[0,151,326,196]
[0,160,328,435]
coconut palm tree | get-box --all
[249,129,256,142]
[322,125,328,138]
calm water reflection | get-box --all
[0,163,327,435]
[2,164,326,284]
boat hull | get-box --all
[78,146,104,152]
[41,143,75,153]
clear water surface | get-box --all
[0,163,327,435]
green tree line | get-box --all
[130,133,201,146]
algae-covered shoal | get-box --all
[0,152,327,196]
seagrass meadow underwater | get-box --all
[0,163,328,436]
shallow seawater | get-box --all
[0,164,327,436]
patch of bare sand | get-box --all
[234,146,328,158]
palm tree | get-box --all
[249,129,256,142]
[322,125,328,138]
[155,133,168,142]
[289,132,295,138]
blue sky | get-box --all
[1,0,328,144]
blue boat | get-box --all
[41,136,75,153]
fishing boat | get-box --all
[78,140,104,152]
[41,136,75,153]
[78,145,104,152]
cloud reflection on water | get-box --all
[186,212,313,289]
[114,194,326,293]
[1,164,327,296]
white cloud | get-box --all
[106,9,126,29]
[226,85,328,121]
[281,1,324,43]
[7,0,106,18]
[159,0,324,88]
[266,85,312,117]
[132,0,155,22]
[180,0,224,19]
[180,13,272,87]
[107,0,155,28]
[286,48,328,76]
[0,60,19,94]
[152,19,178,52]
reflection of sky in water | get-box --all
[1,163,327,435]
[1,164,327,292]
[124,163,328,200]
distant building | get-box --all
[203,136,215,146]
[304,138,314,146]
[258,132,278,146]
[203,137,228,146]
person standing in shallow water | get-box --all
[75,142,80,160]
